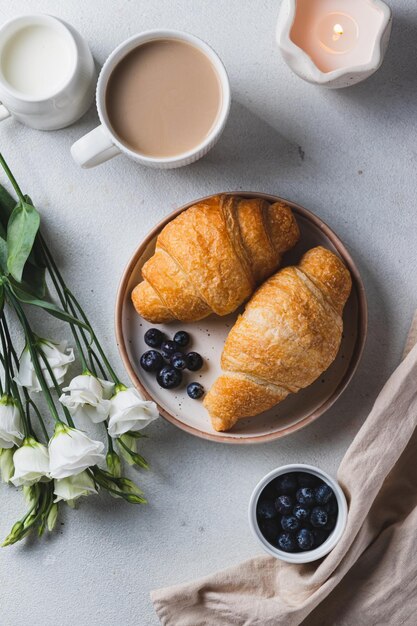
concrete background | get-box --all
[0,0,415,624]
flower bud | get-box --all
[106,451,122,478]
[2,520,24,546]
[118,477,143,495]
[117,434,137,466]
[124,493,146,504]
[0,447,15,483]
[47,504,58,531]
[23,485,38,506]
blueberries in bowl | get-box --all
[185,352,203,371]
[315,483,334,504]
[256,471,339,554]
[310,507,328,528]
[259,519,279,542]
[274,473,298,494]
[156,366,182,389]
[140,350,164,372]
[257,500,277,520]
[161,340,180,360]
[281,515,299,532]
[275,495,293,515]
[144,328,165,348]
[278,533,296,553]
[296,488,316,507]
[173,330,190,348]
[293,504,310,522]
[187,382,204,399]
[297,528,315,551]
[171,352,187,370]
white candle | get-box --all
[277,0,392,88]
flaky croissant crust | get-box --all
[204,246,352,432]
[132,195,300,323]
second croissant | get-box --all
[204,247,352,431]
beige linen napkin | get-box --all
[152,314,417,626]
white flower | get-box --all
[11,437,50,487]
[53,470,97,504]
[0,447,15,483]
[107,387,159,438]
[0,395,24,448]
[59,374,114,423]
[49,423,105,479]
[15,340,75,393]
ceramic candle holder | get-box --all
[276,0,392,88]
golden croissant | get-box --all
[204,246,352,432]
[131,194,300,323]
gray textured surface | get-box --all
[0,1,415,625]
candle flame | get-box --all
[332,23,344,41]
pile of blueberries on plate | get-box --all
[140,328,205,399]
[257,471,338,553]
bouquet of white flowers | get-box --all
[0,155,158,546]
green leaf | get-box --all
[9,281,91,331]
[24,196,46,269]
[21,263,46,299]
[0,184,17,228]
[0,285,4,313]
[7,198,40,282]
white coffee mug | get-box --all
[71,29,231,169]
[0,14,96,130]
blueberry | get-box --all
[312,528,328,547]
[185,351,203,371]
[161,340,179,360]
[297,472,320,488]
[173,331,190,347]
[281,515,300,532]
[296,528,315,551]
[278,532,297,553]
[315,483,334,505]
[325,497,338,516]
[293,504,310,522]
[144,328,165,348]
[140,350,164,372]
[274,473,298,494]
[187,382,204,400]
[171,352,187,370]
[257,500,277,520]
[310,507,328,528]
[275,495,293,515]
[296,488,315,506]
[259,519,279,542]
[156,366,182,389]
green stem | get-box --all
[38,240,89,372]
[36,344,75,428]
[26,397,49,441]
[40,236,120,384]
[67,291,119,384]
[0,154,25,202]
[106,428,114,452]
[6,287,61,423]
[0,319,11,395]
[0,314,48,440]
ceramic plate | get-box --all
[115,193,367,444]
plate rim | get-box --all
[115,192,368,444]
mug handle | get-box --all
[71,124,121,168]
[0,104,10,122]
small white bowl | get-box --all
[248,464,348,563]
